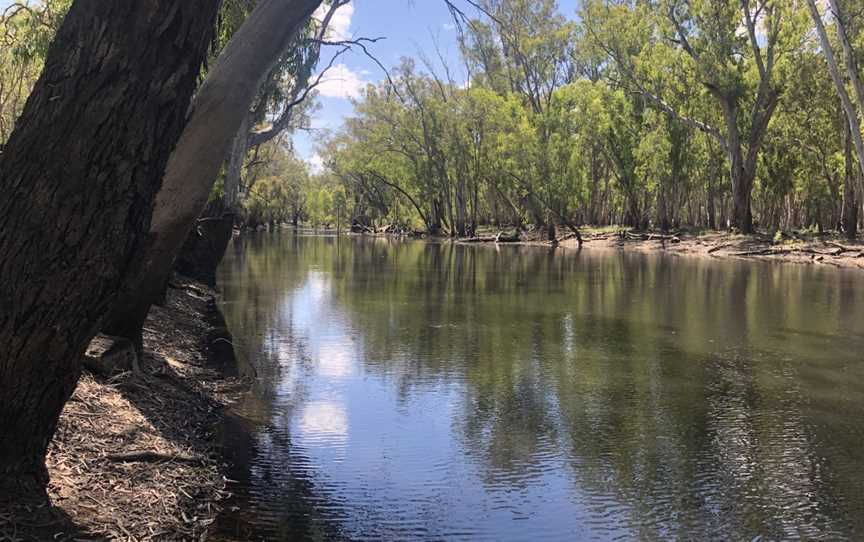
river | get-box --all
[214,232,864,541]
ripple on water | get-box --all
[215,235,864,541]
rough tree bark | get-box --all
[103,0,324,347]
[0,0,221,493]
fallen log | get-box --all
[707,243,733,254]
[458,236,497,243]
[458,231,520,243]
[730,248,791,256]
[105,451,202,465]
[824,241,861,253]
[621,231,680,242]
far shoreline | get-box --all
[263,225,864,272]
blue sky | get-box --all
[299,0,580,170]
[296,0,470,171]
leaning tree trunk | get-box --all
[223,114,252,214]
[103,0,324,347]
[0,0,221,494]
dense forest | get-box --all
[321,0,864,239]
[4,1,864,240]
[0,0,863,510]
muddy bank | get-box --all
[1,277,245,541]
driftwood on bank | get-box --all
[730,246,861,258]
[620,231,681,243]
[457,231,521,243]
[707,242,733,254]
[823,241,863,254]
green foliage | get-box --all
[3,0,862,235]
[315,0,861,235]
[0,0,70,144]
[242,142,311,226]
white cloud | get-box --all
[308,153,325,174]
[298,401,348,441]
[313,2,354,41]
[314,63,366,100]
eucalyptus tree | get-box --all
[0,0,223,494]
[329,73,447,234]
[243,142,315,228]
[222,0,349,213]
[468,0,575,113]
[806,0,864,237]
[0,0,70,144]
[464,0,579,232]
[583,0,808,233]
[104,0,326,347]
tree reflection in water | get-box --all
[215,232,864,541]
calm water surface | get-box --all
[214,232,864,541]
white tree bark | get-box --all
[828,0,864,115]
[807,0,864,191]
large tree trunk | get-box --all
[0,0,221,493]
[730,158,754,234]
[175,216,236,287]
[103,0,323,346]
[721,97,760,234]
[828,0,864,120]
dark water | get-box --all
[214,232,864,541]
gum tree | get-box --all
[0,0,222,494]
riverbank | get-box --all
[1,277,245,541]
[559,228,864,270]
[445,226,864,270]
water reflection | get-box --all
[215,232,864,541]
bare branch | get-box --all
[667,2,701,61]
[741,0,768,82]
[249,45,350,147]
